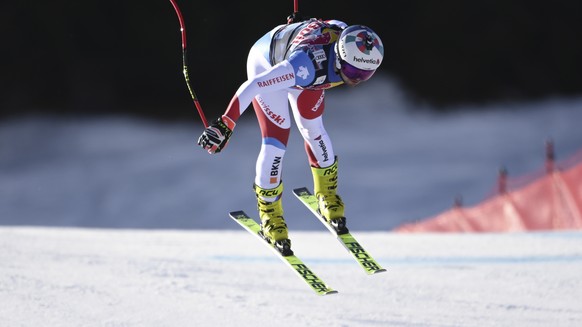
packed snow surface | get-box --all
[1,227,581,326]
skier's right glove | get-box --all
[197,115,236,154]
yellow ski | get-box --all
[229,210,338,296]
[293,187,387,275]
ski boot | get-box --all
[311,157,349,235]
[254,182,293,256]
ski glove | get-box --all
[197,115,235,154]
[286,11,304,24]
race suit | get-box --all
[222,19,347,190]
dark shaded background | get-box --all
[2,0,581,122]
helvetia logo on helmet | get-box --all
[353,56,380,65]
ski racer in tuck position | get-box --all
[198,16,384,254]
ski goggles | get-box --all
[340,60,376,83]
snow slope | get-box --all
[1,227,581,326]
[2,76,582,326]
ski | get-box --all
[229,210,338,296]
[292,187,387,275]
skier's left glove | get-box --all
[197,115,236,154]
[286,11,304,24]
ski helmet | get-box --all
[335,25,384,83]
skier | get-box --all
[198,15,384,254]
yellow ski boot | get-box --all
[311,157,349,234]
[254,182,292,255]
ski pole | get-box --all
[287,0,302,24]
[168,0,209,128]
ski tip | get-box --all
[292,187,311,195]
[229,210,247,218]
[372,268,387,274]
[324,290,339,295]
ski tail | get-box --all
[292,187,387,275]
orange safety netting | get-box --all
[396,142,582,232]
